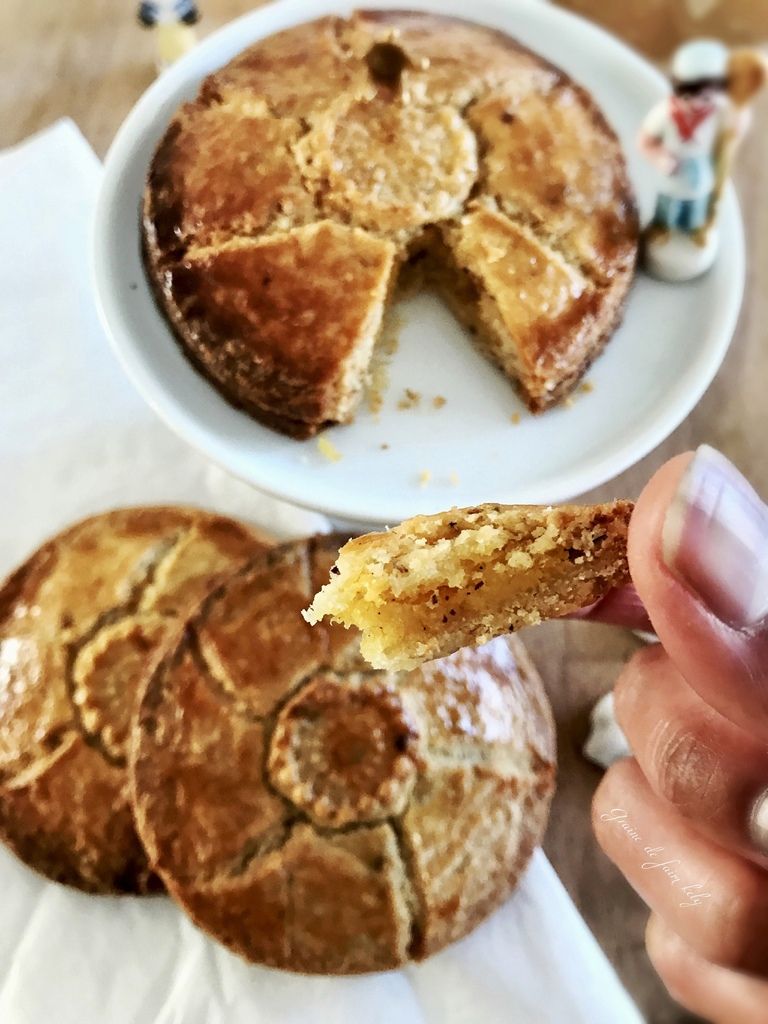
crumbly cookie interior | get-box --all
[305,502,633,670]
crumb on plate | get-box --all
[398,388,421,411]
[365,311,403,414]
[317,436,343,462]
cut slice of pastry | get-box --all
[158,222,397,437]
[305,501,632,670]
[436,204,625,411]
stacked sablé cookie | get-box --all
[0,499,629,974]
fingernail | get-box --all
[662,445,768,629]
[749,790,768,855]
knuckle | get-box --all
[591,760,635,845]
[705,875,768,972]
[646,935,690,1005]
[612,671,636,731]
[614,645,667,730]
[590,772,613,838]
[649,716,723,818]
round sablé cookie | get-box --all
[131,536,556,973]
[0,506,271,893]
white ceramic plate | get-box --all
[93,0,744,526]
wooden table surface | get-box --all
[3,3,767,1021]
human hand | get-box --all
[584,447,768,1022]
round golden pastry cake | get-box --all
[143,10,638,438]
[0,507,270,893]
[131,536,556,974]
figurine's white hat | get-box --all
[672,39,729,82]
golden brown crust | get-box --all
[143,11,638,436]
[145,96,315,256]
[0,507,271,893]
[468,83,638,283]
[345,10,562,107]
[154,225,396,436]
[440,207,599,407]
[207,17,374,119]
[131,537,556,973]
[294,96,478,239]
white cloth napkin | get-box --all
[0,120,643,1024]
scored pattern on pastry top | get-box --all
[144,11,638,436]
[61,516,279,764]
[62,523,260,767]
[0,508,270,893]
[65,532,184,766]
[467,85,636,283]
[293,95,479,240]
[132,536,557,972]
[267,672,422,827]
[0,526,182,781]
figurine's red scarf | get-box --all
[669,95,716,141]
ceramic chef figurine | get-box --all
[138,0,200,73]
[638,39,766,282]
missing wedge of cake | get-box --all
[304,501,633,670]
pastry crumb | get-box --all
[382,310,405,347]
[366,311,403,414]
[380,443,390,450]
[510,412,521,425]
[448,471,460,485]
[564,397,575,408]
[418,470,431,488]
[366,360,389,416]
[433,395,447,409]
[317,436,343,462]
[579,380,594,394]
[398,388,422,411]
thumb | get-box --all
[629,445,768,740]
